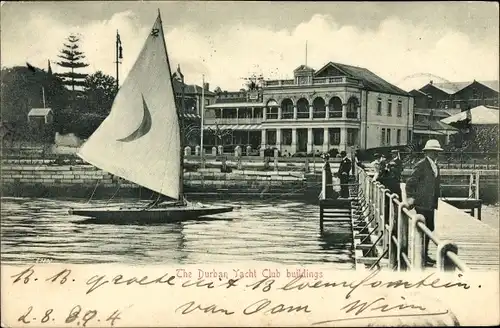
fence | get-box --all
[400,152,498,170]
[355,165,469,272]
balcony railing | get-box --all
[263,76,362,88]
[204,117,262,124]
[263,111,360,120]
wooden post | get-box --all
[397,203,406,271]
[319,204,324,231]
[321,163,326,200]
[437,241,458,271]
[468,173,474,198]
[475,171,480,199]
[411,214,426,270]
[388,194,398,268]
[237,152,242,170]
[274,149,279,172]
[381,188,388,251]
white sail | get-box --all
[77,14,181,200]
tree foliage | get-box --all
[1,65,70,139]
[84,71,117,114]
[55,34,89,91]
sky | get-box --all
[1,1,499,91]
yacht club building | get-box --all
[204,62,414,156]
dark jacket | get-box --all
[324,162,334,198]
[338,157,352,176]
[405,157,441,210]
[387,157,403,182]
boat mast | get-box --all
[158,9,184,202]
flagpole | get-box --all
[116,30,119,89]
[42,87,46,108]
[201,74,205,168]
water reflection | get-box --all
[1,197,354,268]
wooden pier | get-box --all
[319,163,499,272]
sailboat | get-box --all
[68,11,234,224]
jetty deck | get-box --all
[321,164,499,272]
[431,199,499,271]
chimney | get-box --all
[203,82,209,91]
[430,80,433,85]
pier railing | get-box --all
[320,162,470,271]
[355,165,468,272]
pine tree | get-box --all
[55,34,89,92]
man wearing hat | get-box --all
[405,139,443,265]
[372,153,387,183]
[337,150,352,198]
[321,153,334,199]
[386,149,403,199]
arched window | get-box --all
[328,97,342,118]
[297,98,309,119]
[347,97,359,118]
[312,97,326,118]
[281,98,293,119]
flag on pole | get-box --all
[117,32,123,59]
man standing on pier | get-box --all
[405,139,443,265]
[338,151,351,198]
[386,149,403,199]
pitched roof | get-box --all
[441,105,499,125]
[409,89,429,96]
[28,108,52,117]
[414,120,458,132]
[315,62,410,96]
[414,108,450,117]
[172,78,215,96]
[429,81,470,94]
[477,80,499,93]
[428,80,499,94]
[294,65,314,72]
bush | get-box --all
[54,110,106,139]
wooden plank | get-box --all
[435,199,499,271]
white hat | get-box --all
[423,139,443,151]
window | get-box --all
[347,129,357,146]
[266,130,276,145]
[377,98,382,115]
[387,129,391,145]
[387,99,392,116]
[396,129,401,145]
[381,128,386,146]
[456,103,461,109]
[267,107,279,119]
[397,100,402,117]
[408,129,412,142]
[329,128,340,145]
[313,129,323,145]
[282,129,292,145]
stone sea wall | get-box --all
[1,163,497,202]
[0,164,315,200]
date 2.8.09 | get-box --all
[17,305,122,326]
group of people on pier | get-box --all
[322,139,444,266]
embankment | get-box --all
[1,163,498,203]
[0,164,318,200]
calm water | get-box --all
[0,197,354,269]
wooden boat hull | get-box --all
[69,205,234,224]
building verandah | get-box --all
[260,125,360,155]
[264,95,361,121]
